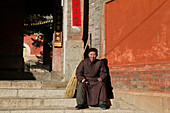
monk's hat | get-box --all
[88,48,98,55]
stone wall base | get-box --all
[114,89,170,113]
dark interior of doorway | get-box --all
[83,0,90,59]
[24,0,54,73]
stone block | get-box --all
[18,90,64,98]
[0,89,17,98]
[43,99,76,107]
[0,99,41,108]
[64,40,84,82]
[82,110,102,113]
[65,110,83,113]
[134,95,149,110]
[32,72,52,81]
[41,72,52,81]
[110,99,119,109]
[65,40,84,48]
[134,95,163,113]
[64,60,80,81]
[147,96,162,113]
[0,81,11,88]
[11,110,64,113]
[42,82,67,89]
[11,81,42,89]
[0,111,10,113]
[65,48,84,60]
[162,97,170,113]
[102,110,134,113]
[51,71,64,82]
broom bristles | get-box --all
[64,70,78,98]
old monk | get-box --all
[75,48,108,110]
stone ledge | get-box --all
[18,89,65,98]
[0,89,17,98]
[0,107,145,113]
[0,81,67,89]
[0,81,42,89]
[0,89,65,98]
[0,99,41,108]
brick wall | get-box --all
[110,62,170,93]
[89,0,102,57]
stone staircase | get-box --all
[0,81,146,113]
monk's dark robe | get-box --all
[76,58,108,105]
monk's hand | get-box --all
[82,79,86,83]
[97,78,102,82]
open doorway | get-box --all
[23,0,54,76]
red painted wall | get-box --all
[105,0,170,93]
[106,0,170,65]
[24,35,43,55]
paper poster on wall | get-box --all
[72,0,81,26]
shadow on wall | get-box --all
[0,70,36,80]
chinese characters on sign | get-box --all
[72,0,81,26]
[54,1,63,48]
[54,32,62,48]
[55,1,62,32]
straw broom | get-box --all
[64,35,90,98]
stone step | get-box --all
[0,98,75,109]
[0,81,67,89]
[0,98,140,112]
[0,98,121,110]
[0,108,137,113]
[0,89,65,98]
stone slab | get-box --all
[11,81,42,89]
[0,109,137,113]
[11,110,64,113]
[0,81,11,88]
[0,111,10,113]
[0,89,17,98]
[18,89,65,98]
[43,99,76,107]
[114,90,170,113]
[42,82,67,89]
[0,99,41,108]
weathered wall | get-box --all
[106,0,170,65]
[105,0,170,93]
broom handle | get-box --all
[81,34,91,60]
[72,34,91,77]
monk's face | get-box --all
[88,51,97,62]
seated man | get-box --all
[75,48,108,110]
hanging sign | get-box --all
[55,1,62,31]
[54,32,62,48]
[53,0,63,48]
[72,0,81,26]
